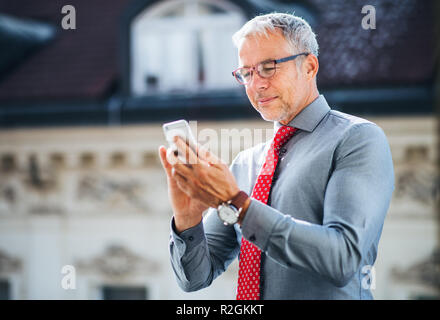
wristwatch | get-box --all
[217,191,249,226]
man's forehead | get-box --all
[237,30,290,66]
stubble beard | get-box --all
[257,99,296,124]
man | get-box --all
[158,13,394,299]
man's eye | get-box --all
[260,66,276,76]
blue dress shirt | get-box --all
[169,95,395,299]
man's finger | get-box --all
[173,169,191,195]
[166,146,180,166]
[196,145,224,166]
[174,136,201,165]
[169,148,194,177]
[158,145,172,177]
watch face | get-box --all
[218,205,238,225]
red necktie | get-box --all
[236,125,298,300]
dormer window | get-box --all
[130,0,245,96]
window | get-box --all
[130,0,245,96]
[101,285,148,300]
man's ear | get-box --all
[304,54,319,80]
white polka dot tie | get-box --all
[236,125,298,300]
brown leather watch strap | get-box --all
[230,191,249,210]
[230,191,249,224]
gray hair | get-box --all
[232,13,319,60]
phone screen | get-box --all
[162,119,197,161]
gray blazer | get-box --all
[169,95,395,299]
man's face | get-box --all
[237,29,309,124]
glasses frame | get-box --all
[232,52,310,85]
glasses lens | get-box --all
[235,68,251,84]
[258,61,276,78]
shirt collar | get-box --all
[274,94,331,133]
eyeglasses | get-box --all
[232,53,309,85]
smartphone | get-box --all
[162,119,197,162]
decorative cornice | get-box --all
[76,244,159,278]
[394,167,439,206]
[392,247,440,289]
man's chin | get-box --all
[254,103,289,123]
[259,110,284,123]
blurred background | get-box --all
[0,0,438,299]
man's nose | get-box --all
[249,71,269,90]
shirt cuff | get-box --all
[170,217,205,254]
[240,199,282,251]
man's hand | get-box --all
[169,136,240,208]
[159,145,209,233]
